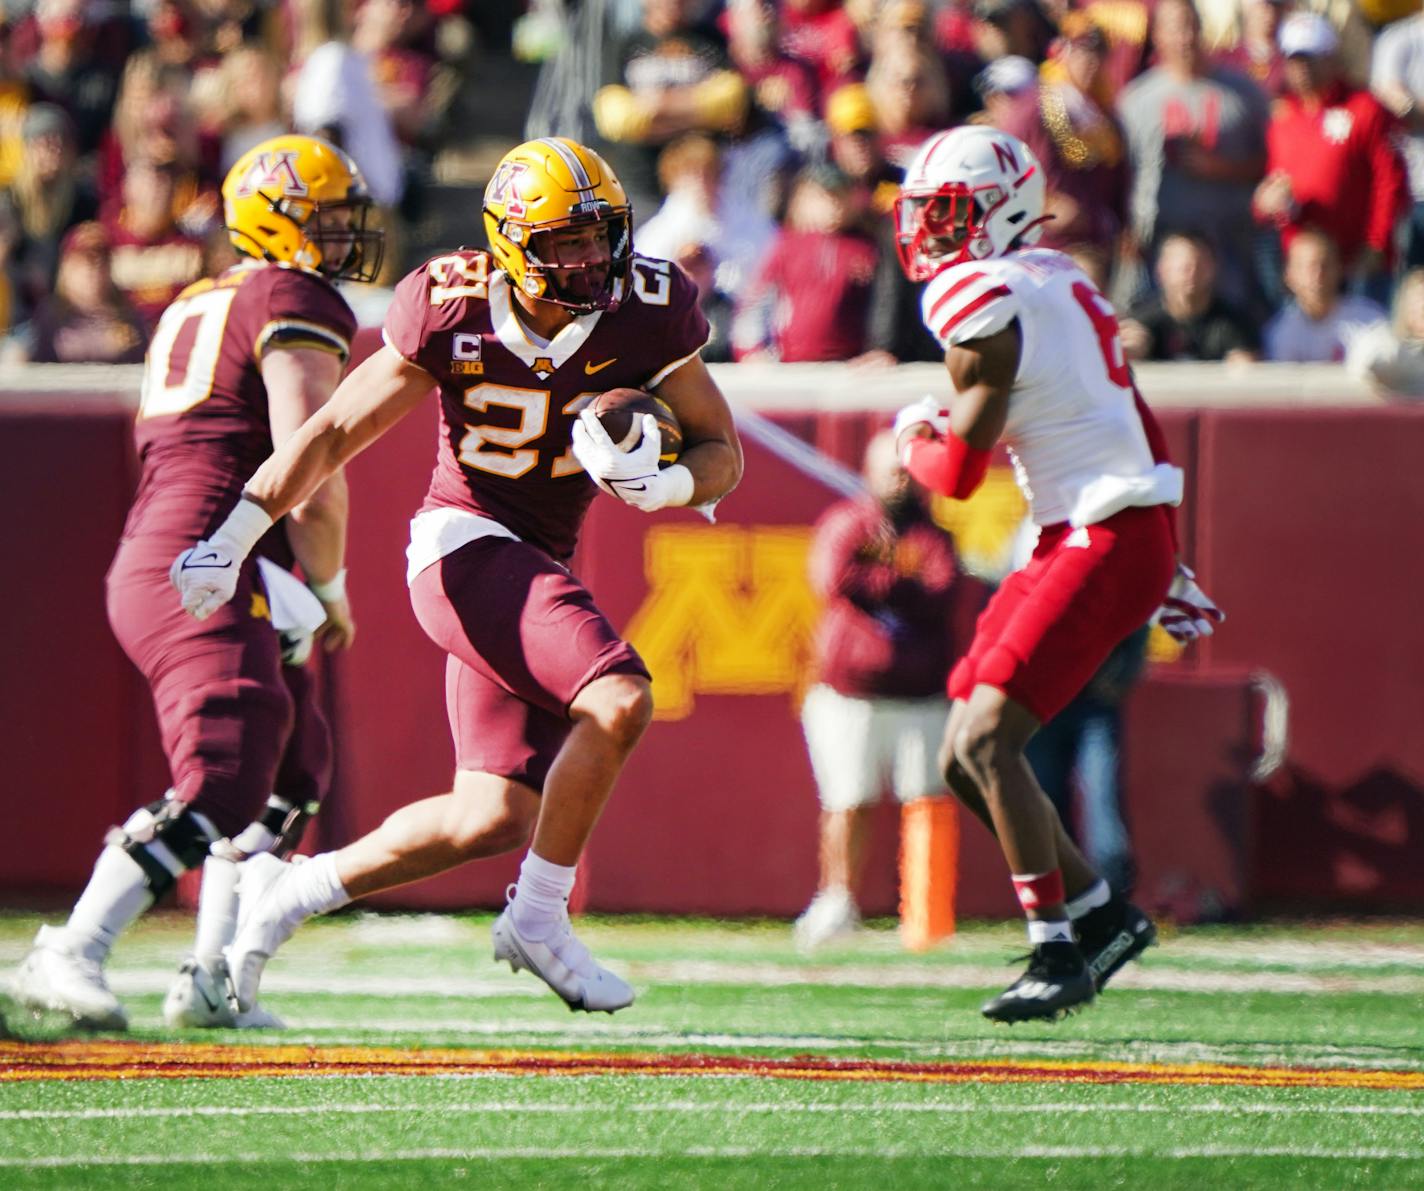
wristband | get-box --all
[307,567,348,603]
[655,463,696,508]
[212,497,275,560]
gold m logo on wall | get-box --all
[625,525,819,721]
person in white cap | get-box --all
[1253,10,1406,306]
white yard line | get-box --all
[33,961,1422,999]
[4,1100,1424,1122]
[2,1144,1422,1167]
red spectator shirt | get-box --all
[382,250,709,561]
[780,5,861,94]
[1263,82,1407,266]
[741,228,878,362]
[809,496,965,700]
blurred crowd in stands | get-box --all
[5,0,1424,396]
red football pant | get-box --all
[948,504,1176,724]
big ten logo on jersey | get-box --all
[451,333,483,376]
[485,160,529,219]
[624,525,820,720]
[231,151,307,198]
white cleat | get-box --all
[492,908,634,1014]
[162,958,286,1030]
[10,926,128,1030]
[792,888,860,954]
[224,852,298,1014]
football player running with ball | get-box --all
[172,137,742,1014]
[13,135,380,1029]
[890,126,1223,1023]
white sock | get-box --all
[193,856,240,967]
[65,847,155,962]
[510,851,576,943]
[1027,918,1075,945]
[270,851,351,926]
[1066,879,1112,920]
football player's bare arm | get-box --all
[894,323,1021,501]
[245,345,434,521]
[651,354,744,505]
[263,345,356,649]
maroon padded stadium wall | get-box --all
[3,385,1422,917]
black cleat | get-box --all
[981,941,1096,1023]
[1076,899,1157,990]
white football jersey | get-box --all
[920,248,1183,528]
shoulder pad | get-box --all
[921,261,1021,348]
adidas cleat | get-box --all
[1077,899,1157,990]
[492,908,634,1014]
[981,940,1096,1024]
[10,926,127,1031]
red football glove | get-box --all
[1153,564,1224,644]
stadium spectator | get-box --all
[592,0,750,218]
[1371,8,1424,269]
[208,45,287,173]
[105,158,206,335]
[779,0,862,94]
[637,133,775,302]
[1119,231,1260,362]
[676,241,735,362]
[0,200,24,350]
[1026,623,1149,898]
[825,83,898,209]
[725,0,819,142]
[14,222,146,364]
[291,0,407,207]
[994,19,1129,260]
[1210,0,1288,98]
[1346,267,1424,398]
[973,53,1038,130]
[1118,0,1268,315]
[972,0,1056,66]
[144,0,201,73]
[0,103,98,310]
[13,0,125,156]
[864,36,952,170]
[352,0,440,147]
[1253,12,1406,306]
[1264,227,1387,361]
[732,163,879,362]
[793,429,964,952]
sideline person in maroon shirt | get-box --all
[794,430,979,951]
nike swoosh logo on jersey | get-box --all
[584,358,617,375]
[617,481,648,492]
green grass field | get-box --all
[3,911,1423,1189]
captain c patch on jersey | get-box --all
[451,333,484,375]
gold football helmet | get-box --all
[223,134,384,283]
[482,137,632,312]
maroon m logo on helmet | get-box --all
[992,140,1020,175]
[233,151,308,198]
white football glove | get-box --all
[170,499,273,621]
[1152,564,1225,644]
[170,539,242,620]
[571,409,693,513]
[892,395,950,444]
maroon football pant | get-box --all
[106,539,332,840]
[409,536,649,793]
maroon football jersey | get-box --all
[383,249,710,561]
[123,261,357,556]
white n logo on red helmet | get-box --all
[234,151,308,198]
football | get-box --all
[588,388,683,466]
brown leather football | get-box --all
[588,388,683,465]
